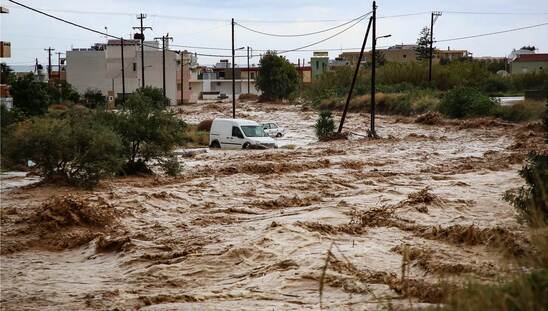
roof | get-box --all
[515,53,548,62]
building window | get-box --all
[250,72,255,79]
[219,72,225,79]
[403,54,407,58]
[316,61,319,69]
[132,63,137,71]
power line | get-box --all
[275,15,370,54]
[436,21,548,42]
[442,10,548,15]
[235,11,371,37]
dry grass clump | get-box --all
[196,119,213,132]
[405,187,443,206]
[318,131,349,142]
[238,93,259,101]
[183,125,210,146]
[250,195,321,209]
[219,159,331,175]
[415,111,443,125]
[340,160,365,170]
[297,221,365,235]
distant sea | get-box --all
[8,65,35,73]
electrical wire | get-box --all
[276,16,370,54]
[235,11,371,37]
[436,21,548,42]
[442,10,548,15]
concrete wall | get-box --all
[66,46,179,104]
[66,50,109,95]
[510,61,548,74]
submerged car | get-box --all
[209,118,277,149]
[261,122,286,138]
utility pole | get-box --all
[155,33,173,99]
[133,14,152,88]
[120,37,126,105]
[428,11,442,82]
[55,51,64,103]
[55,52,63,79]
[247,46,250,94]
[231,18,236,118]
[370,1,377,138]
[338,17,373,133]
[44,47,54,81]
[180,51,185,105]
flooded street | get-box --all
[0,102,544,310]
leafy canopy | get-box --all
[256,51,300,101]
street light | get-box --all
[375,34,391,42]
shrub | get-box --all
[239,93,259,101]
[439,87,498,118]
[1,112,124,187]
[184,125,210,146]
[197,119,213,132]
[504,153,548,226]
[439,269,548,311]
[482,76,510,95]
[83,88,107,109]
[315,110,335,139]
[493,100,545,122]
[159,155,182,176]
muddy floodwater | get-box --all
[0,102,545,310]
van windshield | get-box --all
[241,125,267,137]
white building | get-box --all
[66,40,179,104]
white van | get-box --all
[209,118,277,149]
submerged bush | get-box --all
[315,110,335,139]
[493,100,545,122]
[2,111,124,187]
[439,87,498,118]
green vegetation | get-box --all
[439,87,497,118]
[2,110,123,188]
[494,100,546,122]
[504,153,548,226]
[96,89,185,175]
[183,124,210,147]
[314,110,335,139]
[10,74,52,117]
[83,88,107,109]
[256,51,300,101]
[1,87,187,187]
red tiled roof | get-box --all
[516,54,548,62]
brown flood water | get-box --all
[0,102,545,310]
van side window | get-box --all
[232,126,244,138]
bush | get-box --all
[493,100,545,122]
[1,111,124,187]
[184,125,210,146]
[239,93,259,101]
[315,110,335,139]
[159,155,182,176]
[482,76,510,94]
[439,87,498,118]
[10,74,50,117]
[83,88,107,109]
[438,269,548,311]
[197,119,213,132]
[504,153,548,226]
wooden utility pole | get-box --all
[428,11,442,82]
[231,18,236,118]
[121,37,126,105]
[155,33,173,99]
[247,46,250,94]
[44,47,54,80]
[370,1,377,138]
[133,14,152,88]
[338,17,372,133]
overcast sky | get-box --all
[1,0,548,67]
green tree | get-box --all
[10,74,50,117]
[415,27,432,61]
[97,87,186,174]
[256,51,299,101]
[0,63,15,85]
[47,81,80,104]
[83,88,107,109]
[1,110,124,187]
[439,87,497,118]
